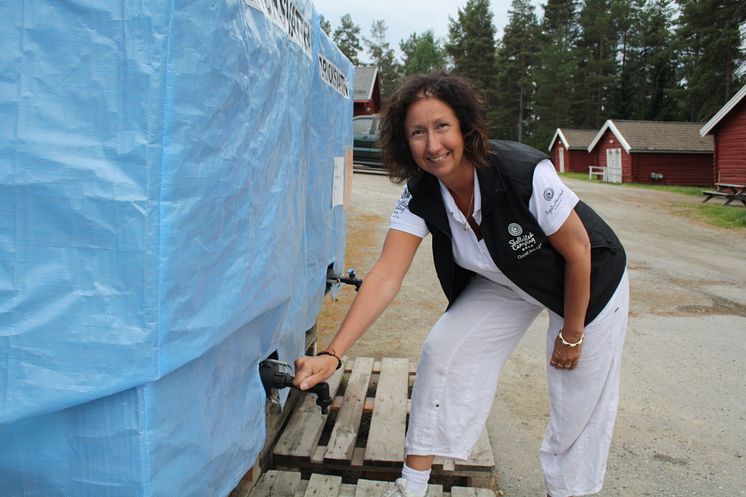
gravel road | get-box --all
[316,170,746,497]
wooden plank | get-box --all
[274,365,345,457]
[352,479,446,497]
[371,360,417,375]
[339,483,358,497]
[427,484,445,497]
[456,429,495,469]
[311,444,325,464]
[702,190,729,196]
[303,473,343,497]
[433,456,456,471]
[324,357,375,461]
[248,470,301,497]
[351,447,365,467]
[365,358,409,463]
[450,487,495,497]
[293,481,309,497]
[353,478,391,497]
[332,396,375,412]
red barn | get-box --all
[699,84,746,185]
[587,120,714,186]
[548,128,597,173]
[353,66,381,116]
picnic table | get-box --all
[701,183,746,207]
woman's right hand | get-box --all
[292,230,421,391]
[293,355,339,390]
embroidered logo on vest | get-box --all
[508,222,542,260]
[507,223,523,236]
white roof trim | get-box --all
[587,120,631,153]
[547,129,569,151]
[700,84,746,136]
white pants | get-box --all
[405,272,629,497]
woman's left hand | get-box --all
[546,210,590,372]
[550,331,583,370]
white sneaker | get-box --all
[382,478,429,497]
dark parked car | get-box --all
[353,114,382,166]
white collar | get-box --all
[437,170,482,224]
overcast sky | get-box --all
[313,0,544,62]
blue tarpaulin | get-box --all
[0,0,353,495]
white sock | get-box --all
[401,463,431,494]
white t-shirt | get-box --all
[390,159,579,306]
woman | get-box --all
[294,72,628,497]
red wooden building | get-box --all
[587,120,714,186]
[547,128,597,173]
[699,84,746,185]
[353,66,381,116]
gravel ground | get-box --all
[316,170,746,497]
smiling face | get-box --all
[404,96,471,185]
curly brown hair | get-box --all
[379,71,491,183]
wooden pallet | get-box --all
[248,470,497,497]
[273,357,495,489]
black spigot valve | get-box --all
[306,381,332,414]
[326,267,363,292]
[338,268,362,291]
[258,359,332,414]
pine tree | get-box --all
[533,0,580,148]
[364,20,402,99]
[400,31,447,76]
[332,14,363,65]
[445,0,500,135]
[573,0,619,128]
[675,0,746,121]
[606,0,636,119]
[319,15,332,37]
[494,0,541,143]
[629,0,679,120]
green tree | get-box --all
[400,31,447,76]
[606,0,636,119]
[533,0,579,147]
[333,14,363,65]
[624,0,679,120]
[572,0,619,128]
[675,0,746,121]
[494,0,541,143]
[319,15,332,37]
[445,0,500,135]
[364,20,402,99]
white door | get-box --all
[606,148,623,183]
[559,147,565,173]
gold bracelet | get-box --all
[558,329,584,348]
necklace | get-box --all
[463,188,474,231]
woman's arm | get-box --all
[547,210,591,370]
[294,228,423,389]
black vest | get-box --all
[407,140,626,325]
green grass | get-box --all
[560,172,592,182]
[681,202,746,229]
[620,182,703,196]
[560,172,746,229]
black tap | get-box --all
[326,267,363,293]
[259,359,332,414]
